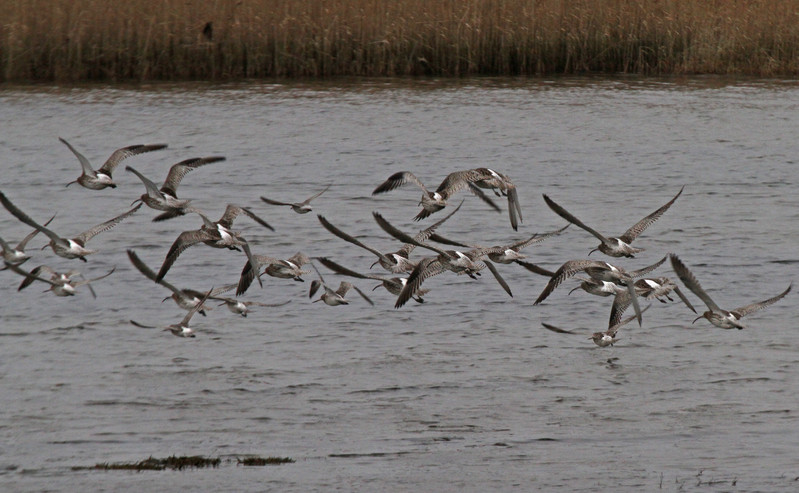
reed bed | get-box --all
[3,0,799,82]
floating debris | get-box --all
[237,456,295,466]
[83,455,221,471]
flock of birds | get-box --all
[0,138,793,344]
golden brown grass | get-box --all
[3,0,799,82]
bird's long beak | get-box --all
[588,248,598,256]
[692,315,702,324]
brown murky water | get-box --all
[1,77,798,491]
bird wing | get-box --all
[74,203,142,245]
[301,184,331,205]
[515,260,557,277]
[484,260,513,298]
[732,283,791,318]
[73,266,116,298]
[239,241,263,289]
[534,259,608,305]
[372,211,447,256]
[216,204,243,229]
[99,143,168,175]
[465,182,501,212]
[15,213,56,250]
[127,249,183,296]
[508,224,570,251]
[240,207,274,231]
[395,257,445,309]
[372,171,429,195]
[435,169,488,197]
[156,228,216,281]
[397,200,464,256]
[210,283,238,297]
[669,254,722,313]
[236,254,276,296]
[316,257,377,281]
[627,255,668,278]
[6,263,59,289]
[287,252,310,266]
[507,186,523,231]
[0,192,67,249]
[317,214,392,263]
[125,165,164,199]
[351,284,375,306]
[673,286,698,314]
[260,196,293,206]
[1,193,64,244]
[59,137,96,176]
[619,186,683,243]
[607,304,651,337]
[540,323,578,335]
[160,156,225,197]
[542,194,613,245]
[179,287,213,326]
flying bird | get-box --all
[372,169,503,223]
[60,137,167,190]
[0,191,140,261]
[670,254,791,329]
[542,186,683,257]
[261,184,330,214]
[126,156,225,221]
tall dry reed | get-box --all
[2,0,799,82]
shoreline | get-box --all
[3,0,799,83]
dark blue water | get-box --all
[1,78,797,491]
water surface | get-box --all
[1,77,798,491]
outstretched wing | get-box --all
[179,287,213,326]
[732,283,791,318]
[236,254,276,296]
[669,254,721,313]
[161,156,225,197]
[16,213,56,250]
[620,186,684,243]
[534,259,608,305]
[373,211,448,257]
[74,203,141,245]
[260,196,293,206]
[627,255,667,278]
[484,260,512,298]
[373,171,429,195]
[0,192,65,246]
[127,249,184,297]
[396,200,465,257]
[99,143,168,175]
[541,322,578,335]
[317,214,392,264]
[301,184,331,205]
[59,137,96,176]
[395,257,445,309]
[156,228,216,281]
[125,165,163,199]
[542,194,612,246]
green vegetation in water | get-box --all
[3,0,799,82]
[237,456,295,466]
[80,455,222,471]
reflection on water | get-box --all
[1,77,798,491]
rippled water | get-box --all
[1,77,798,491]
